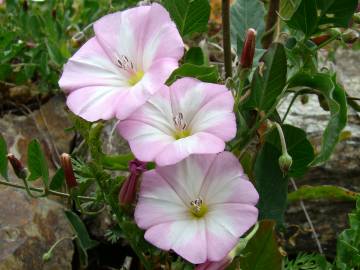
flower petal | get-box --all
[94,3,183,72]
[66,86,126,121]
[155,132,225,166]
[59,37,127,92]
[135,170,188,228]
[205,203,258,261]
[200,152,259,205]
[144,219,208,264]
[170,78,236,135]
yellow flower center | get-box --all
[190,197,208,218]
[174,129,191,140]
[128,70,144,86]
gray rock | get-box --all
[0,188,74,270]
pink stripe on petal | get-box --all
[155,133,225,166]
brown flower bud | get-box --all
[119,159,147,205]
[240,28,257,69]
[7,154,27,180]
[59,153,77,188]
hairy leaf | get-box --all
[255,142,287,224]
[166,63,219,84]
[49,168,65,191]
[64,210,98,250]
[289,73,347,165]
[240,220,283,270]
[230,0,265,49]
[163,0,210,36]
[244,43,287,113]
[27,139,49,185]
[286,0,358,37]
[288,185,358,203]
[336,196,360,269]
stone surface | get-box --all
[0,188,74,270]
[0,95,74,181]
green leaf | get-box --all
[265,124,314,178]
[27,139,49,185]
[336,196,360,269]
[255,142,287,224]
[64,210,98,250]
[279,0,302,20]
[230,0,266,49]
[163,0,210,36]
[102,153,134,171]
[244,43,287,113]
[0,134,8,180]
[183,47,205,65]
[288,185,358,203]
[284,252,331,270]
[49,168,65,191]
[286,0,358,37]
[289,73,347,165]
[166,63,219,85]
[239,220,283,270]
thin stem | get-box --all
[274,122,288,154]
[222,0,232,78]
[0,179,96,201]
[281,93,299,123]
[45,236,77,257]
[290,178,324,254]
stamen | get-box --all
[173,112,190,139]
[190,197,207,218]
[173,112,187,130]
[117,55,135,72]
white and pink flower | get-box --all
[117,77,236,166]
[134,152,259,264]
[59,3,184,121]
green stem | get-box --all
[222,0,232,78]
[281,92,300,123]
[234,68,250,109]
[0,179,96,201]
[274,122,288,154]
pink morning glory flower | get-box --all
[117,77,236,166]
[59,3,184,121]
[134,152,259,264]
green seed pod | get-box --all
[278,153,293,175]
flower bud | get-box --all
[342,29,359,44]
[7,154,27,180]
[42,251,52,262]
[59,153,77,188]
[278,153,293,175]
[240,28,257,69]
[119,159,147,205]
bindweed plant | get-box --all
[0,0,360,269]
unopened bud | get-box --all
[7,154,27,180]
[42,251,52,262]
[59,153,77,188]
[278,153,293,175]
[240,28,257,69]
[119,159,147,205]
[300,94,309,104]
[311,34,331,45]
[353,12,360,24]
